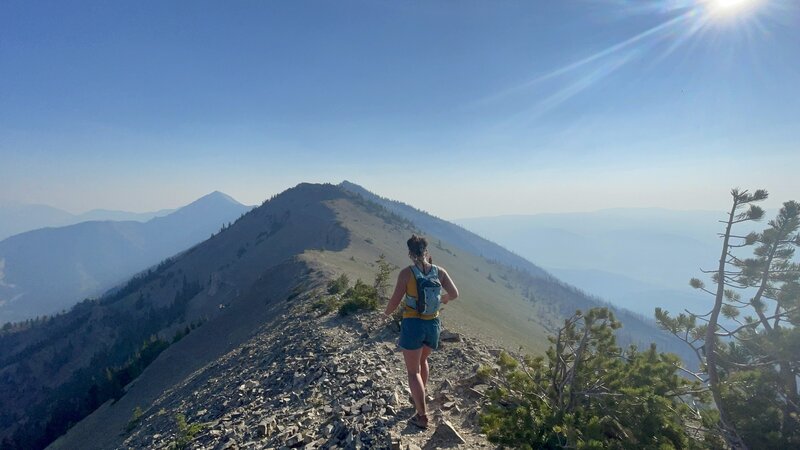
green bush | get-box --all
[311,296,343,315]
[169,413,204,450]
[480,308,708,449]
[327,274,350,295]
[476,364,493,383]
[373,253,394,299]
[124,406,143,433]
[338,279,378,315]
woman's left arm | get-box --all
[439,267,459,304]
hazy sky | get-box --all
[2,0,798,219]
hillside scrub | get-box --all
[125,407,144,433]
[373,253,395,300]
[481,307,708,449]
[327,274,350,295]
[319,261,391,316]
[656,190,800,449]
[313,279,379,317]
[338,280,379,315]
[168,413,205,450]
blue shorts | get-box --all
[399,317,440,351]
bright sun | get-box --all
[707,0,761,15]
[716,0,749,8]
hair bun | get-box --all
[407,234,428,258]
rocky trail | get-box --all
[122,289,501,449]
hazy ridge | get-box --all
[0,192,252,324]
[0,203,177,242]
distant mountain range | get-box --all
[0,202,176,241]
[0,191,252,324]
[455,209,732,319]
[1,182,694,449]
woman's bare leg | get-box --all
[402,348,426,417]
[420,345,433,388]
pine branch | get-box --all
[720,269,744,275]
[718,358,778,369]
[714,306,798,337]
[675,365,708,383]
[666,388,710,397]
[727,254,747,265]
[722,280,749,289]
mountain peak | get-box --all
[194,191,240,206]
[338,180,366,193]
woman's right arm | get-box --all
[439,267,459,304]
[383,268,409,317]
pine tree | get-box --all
[373,253,394,300]
[656,190,800,449]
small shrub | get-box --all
[476,364,494,382]
[124,406,143,433]
[169,413,205,450]
[373,254,395,299]
[311,297,342,315]
[327,274,350,295]
[338,280,379,315]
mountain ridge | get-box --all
[338,180,548,278]
[1,182,693,449]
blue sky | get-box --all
[1,0,798,218]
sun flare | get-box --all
[707,0,762,16]
[716,0,749,8]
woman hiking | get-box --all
[383,234,459,429]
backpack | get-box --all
[406,265,442,315]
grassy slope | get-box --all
[337,182,696,363]
[312,198,551,354]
